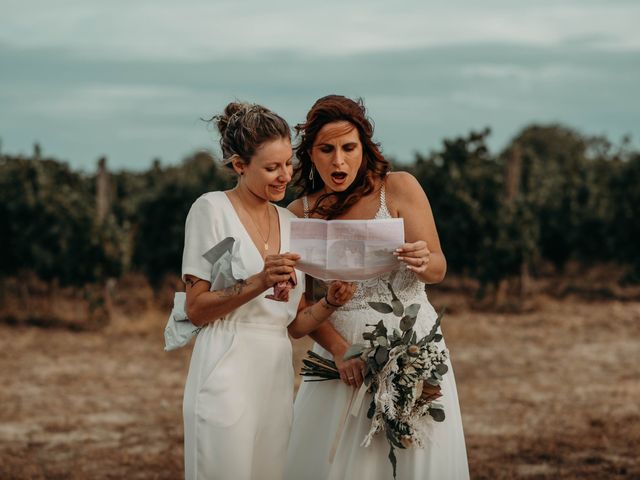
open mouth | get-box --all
[330,172,348,184]
[270,184,286,192]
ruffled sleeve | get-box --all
[181,195,220,283]
[203,236,249,289]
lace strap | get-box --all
[302,196,310,218]
[377,182,392,218]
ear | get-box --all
[230,155,246,176]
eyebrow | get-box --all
[267,156,293,165]
[315,141,358,148]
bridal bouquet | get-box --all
[300,284,449,479]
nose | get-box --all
[279,166,292,183]
[332,149,345,166]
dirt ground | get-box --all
[1,293,639,479]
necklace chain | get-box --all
[236,190,271,251]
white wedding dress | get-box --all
[284,186,470,480]
[181,192,304,480]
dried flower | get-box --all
[420,383,442,402]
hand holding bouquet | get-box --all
[300,283,449,479]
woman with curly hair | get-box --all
[284,95,469,479]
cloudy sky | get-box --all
[1,0,639,170]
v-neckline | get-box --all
[222,191,283,261]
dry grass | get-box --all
[1,293,639,479]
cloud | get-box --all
[1,36,638,169]
[2,1,639,61]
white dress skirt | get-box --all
[284,287,469,480]
[181,191,304,480]
[284,191,469,480]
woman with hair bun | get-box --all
[180,101,356,480]
[284,95,469,479]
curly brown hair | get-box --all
[208,101,290,171]
[293,95,391,219]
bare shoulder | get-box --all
[287,197,305,218]
[385,171,426,202]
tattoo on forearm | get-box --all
[220,279,249,298]
[186,278,203,288]
[306,306,322,323]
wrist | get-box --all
[323,293,342,308]
[329,338,350,358]
[255,271,270,291]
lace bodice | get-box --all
[303,184,437,344]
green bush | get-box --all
[1,124,638,289]
[0,156,122,284]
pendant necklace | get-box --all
[237,191,271,252]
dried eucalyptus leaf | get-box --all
[367,400,376,419]
[399,315,416,331]
[367,357,378,373]
[387,430,404,449]
[426,309,445,340]
[387,282,398,301]
[391,299,404,317]
[376,320,388,337]
[429,407,445,422]
[435,363,448,376]
[388,445,398,479]
[364,372,373,386]
[375,346,389,366]
[368,302,393,314]
[405,303,421,317]
[343,343,366,361]
[376,336,388,347]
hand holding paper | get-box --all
[289,218,405,281]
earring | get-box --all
[308,165,315,189]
